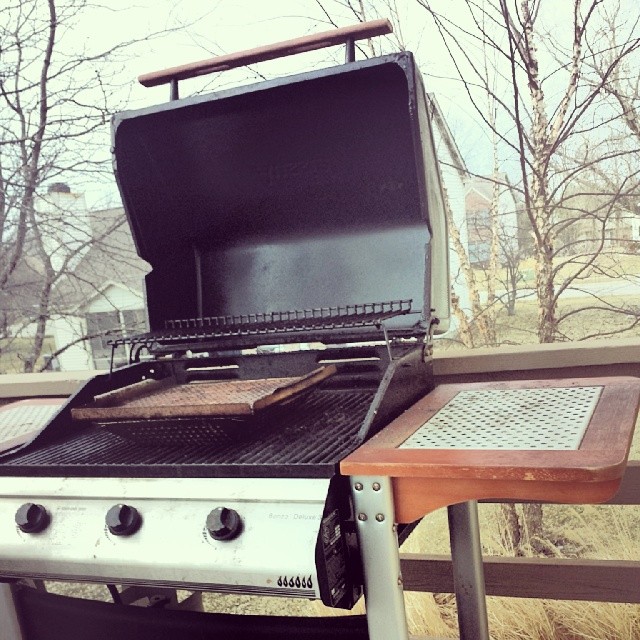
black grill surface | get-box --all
[1,389,375,478]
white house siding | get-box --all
[50,315,93,371]
[49,285,145,371]
[85,284,144,314]
[35,189,92,273]
[498,186,519,258]
[430,124,471,323]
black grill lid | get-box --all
[112,52,449,341]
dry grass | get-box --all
[0,337,56,373]
[496,296,640,344]
[436,293,640,351]
[478,253,640,290]
[391,504,640,639]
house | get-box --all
[1,184,148,372]
[427,93,471,323]
[47,203,148,371]
[555,182,639,255]
[464,175,521,267]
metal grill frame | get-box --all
[1,388,377,479]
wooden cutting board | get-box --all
[71,365,336,422]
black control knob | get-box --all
[206,507,242,541]
[15,503,50,534]
[106,504,142,536]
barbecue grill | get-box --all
[0,20,451,639]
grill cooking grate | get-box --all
[113,300,412,347]
[3,388,375,478]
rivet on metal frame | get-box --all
[354,482,364,491]
[358,513,368,521]
[372,482,381,491]
[375,513,385,522]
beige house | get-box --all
[48,203,148,371]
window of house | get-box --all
[86,309,146,370]
[468,208,491,230]
[469,241,490,265]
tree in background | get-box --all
[310,1,640,347]
[416,0,640,343]
[0,0,184,372]
[309,0,639,552]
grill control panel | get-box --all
[0,477,335,602]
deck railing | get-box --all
[400,464,640,604]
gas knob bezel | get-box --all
[15,502,50,534]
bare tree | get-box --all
[417,0,640,343]
[0,0,185,372]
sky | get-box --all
[60,0,495,207]
[44,0,640,208]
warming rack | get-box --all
[112,300,414,350]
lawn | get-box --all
[0,336,56,374]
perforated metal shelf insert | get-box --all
[399,386,603,450]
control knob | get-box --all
[206,507,242,541]
[15,503,50,533]
[106,504,142,536]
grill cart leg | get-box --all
[0,583,24,640]
[351,476,409,640]
[447,501,490,640]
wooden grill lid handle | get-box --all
[138,19,393,89]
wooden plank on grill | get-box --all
[71,365,336,422]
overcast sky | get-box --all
[60,0,630,207]
[66,0,487,206]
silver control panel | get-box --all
[0,476,330,599]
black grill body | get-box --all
[1,51,445,475]
[0,50,447,611]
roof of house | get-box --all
[51,206,149,314]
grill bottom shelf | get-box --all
[1,388,375,478]
[15,586,370,640]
